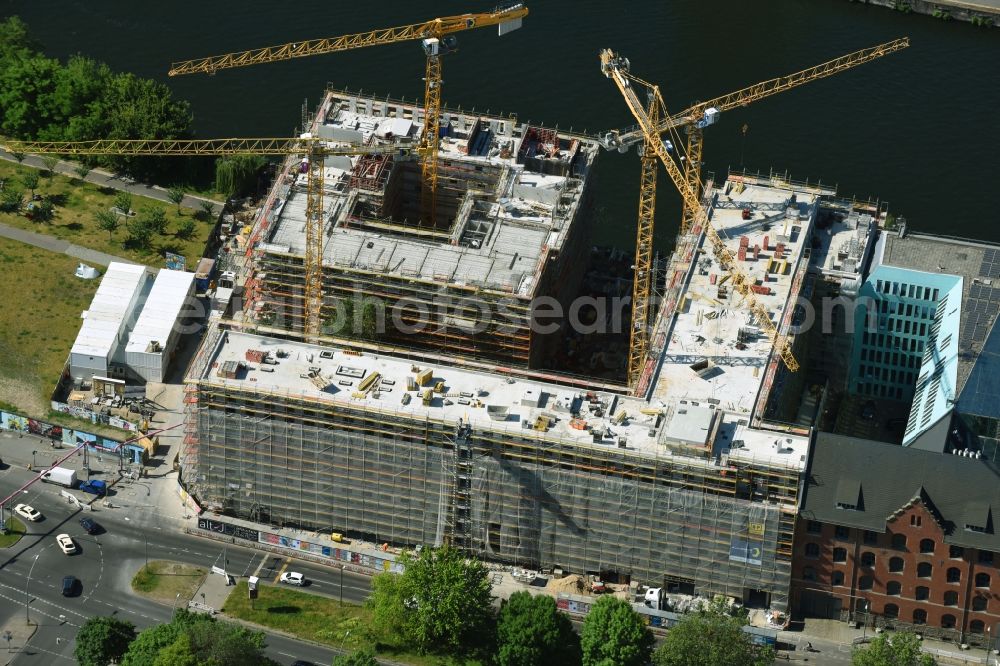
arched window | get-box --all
[889,557,905,573]
[883,603,899,619]
[915,586,930,601]
[805,542,820,558]
[913,608,927,625]
[971,620,986,635]
[920,538,936,554]
[892,533,907,549]
[861,552,876,567]
[942,614,956,629]
[833,547,847,563]
[832,571,845,586]
[944,591,959,606]
[887,581,902,596]
[859,575,874,591]
[947,567,961,583]
[973,596,988,612]
[976,572,991,588]
[917,562,933,578]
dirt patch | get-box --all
[131,560,207,605]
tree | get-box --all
[1,186,24,213]
[496,591,580,666]
[10,151,26,164]
[41,155,59,176]
[369,545,494,655]
[332,647,379,666]
[114,191,133,217]
[126,218,154,250]
[198,200,216,222]
[652,600,772,666]
[121,610,274,666]
[33,197,55,223]
[150,633,198,666]
[215,154,265,198]
[175,217,196,240]
[167,186,186,214]
[75,162,93,180]
[580,596,654,666]
[852,631,935,666]
[96,209,121,241]
[139,206,169,235]
[20,169,39,198]
[74,616,137,666]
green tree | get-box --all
[41,155,59,176]
[122,610,274,666]
[114,190,133,217]
[215,154,265,198]
[580,596,653,666]
[75,162,93,180]
[198,200,216,222]
[126,218,154,250]
[33,197,55,223]
[167,186,186,214]
[497,591,580,666]
[0,186,24,213]
[150,633,198,666]
[852,631,935,666]
[369,545,494,655]
[332,647,379,666]
[96,209,121,241]
[74,616,137,666]
[175,217,196,240]
[652,600,772,666]
[10,151,26,164]
[19,169,39,198]
[140,206,169,235]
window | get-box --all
[832,571,845,586]
[944,591,959,606]
[976,572,991,588]
[803,567,817,581]
[942,614,956,630]
[892,534,907,550]
[859,576,874,591]
[915,586,930,601]
[835,526,850,540]
[864,531,878,545]
[861,552,876,568]
[911,515,922,528]
[883,603,899,620]
[979,551,994,565]
[973,596,988,612]
[917,562,933,578]
[913,608,927,625]
[806,520,822,535]
[971,620,986,635]
[920,538,935,554]
[889,557,905,573]
[833,548,847,564]
[887,581,901,596]
[947,567,961,583]
[950,545,965,559]
[805,543,820,558]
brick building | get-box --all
[793,433,1000,646]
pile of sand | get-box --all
[546,574,587,595]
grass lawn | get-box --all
[0,160,214,267]
[132,560,207,605]
[223,582,483,666]
[0,516,27,548]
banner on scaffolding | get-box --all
[729,538,764,566]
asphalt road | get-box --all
[0,464,371,665]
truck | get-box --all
[40,467,77,488]
[194,257,215,294]
[79,479,108,496]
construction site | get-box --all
[4,8,912,617]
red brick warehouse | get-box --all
[791,434,1000,648]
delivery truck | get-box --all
[40,466,77,488]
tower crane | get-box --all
[167,6,529,227]
[600,38,909,387]
[2,137,420,341]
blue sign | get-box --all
[729,539,764,566]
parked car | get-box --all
[14,504,41,522]
[79,517,100,535]
[61,575,79,597]
[279,572,305,586]
[56,534,77,555]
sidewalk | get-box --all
[0,619,36,666]
[0,220,141,268]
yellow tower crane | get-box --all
[167,5,528,228]
[600,38,909,387]
[2,137,420,341]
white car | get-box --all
[56,534,77,555]
[14,504,41,522]
[279,572,305,586]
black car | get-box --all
[79,517,100,534]
[62,575,79,597]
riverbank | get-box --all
[852,0,1000,25]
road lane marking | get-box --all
[273,559,290,584]
[250,553,268,579]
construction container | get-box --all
[739,236,750,247]
[416,369,434,387]
[422,389,433,406]
[434,379,446,394]
[246,349,266,363]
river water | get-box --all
[5,0,999,247]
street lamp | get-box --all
[31,451,36,469]
[25,553,39,625]
[172,592,181,614]
[986,626,991,666]
[862,600,870,640]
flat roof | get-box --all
[71,262,149,358]
[195,330,808,471]
[649,179,818,416]
[126,269,195,355]
[811,210,875,277]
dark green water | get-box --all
[4,0,999,248]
